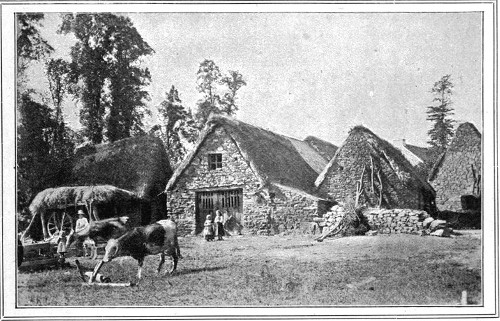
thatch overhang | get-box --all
[304,136,338,161]
[166,114,323,195]
[428,122,482,181]
[315,125,435,196]
[72,135,172,200]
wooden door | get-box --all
[195,189,243,233]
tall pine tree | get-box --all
[426,74,456,161]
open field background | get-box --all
[18,231,481,306]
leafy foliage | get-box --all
[106,15,154,142]
[154,86,198,167]
[17,13,54,67]
[220,70,246,116]
[17,93,75,216]
[195,60,246,127]
[426,75,456,163]
[59,13,153,143]
[46,58,70,121]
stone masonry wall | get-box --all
[431,124,481,212]
[363,208,430,234]
[318,206,430,236]
[245,186,324,235]
[167,127,324,235]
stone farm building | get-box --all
[315,126,436,212]
[428,122,482,212]
[166,114,337,235]
[72,135,172,226]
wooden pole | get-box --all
[41,210,49,239]
[377,169,383,208]
[355,165,366,207]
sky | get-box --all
[29,11,482,147]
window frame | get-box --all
[208,153,223,170]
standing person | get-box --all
[74,210,90,256]
[203,214,214,242]
[56,229,68,267]
[214,210,225,241]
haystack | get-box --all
[315,126,436,211]
[428,122,481,211]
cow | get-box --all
[89,219,181,283]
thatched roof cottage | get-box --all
[166,114,334,235]
[429,122,481,212]
[315,126,436,212]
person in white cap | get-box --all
[75,209,89,234]
[74,210,90,257]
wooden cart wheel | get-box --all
[47,212,74,237]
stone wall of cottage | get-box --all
[317,133,429,210]
[244,185,330,235]
[430,124,481,212]
[167,127,326,236]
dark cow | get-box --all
[90,219,181,282]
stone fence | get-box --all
[362,208,430,234]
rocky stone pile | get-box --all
[363,208,430,235]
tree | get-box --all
[105,15,154,142]
[60,13,153,144]
[17,13,54,77]
[195,60,247,127]
[155,86,197,167]
[426,74,456,162]
[59,13,112,144]
[195,59,222,126]
[46,58,70,122]
[220,70,246,116]
[17,93,74,216]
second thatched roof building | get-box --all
[315,126,436,212]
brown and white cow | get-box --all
[90,219,181,282]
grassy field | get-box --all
[18,231,481,306]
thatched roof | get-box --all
[167,114,322,194]
[428,122,481,181]
[287,137,329,174]
[391,140,428,167]
[404,143,431,164]
[72,135,171,200]
[304,136,338,161]
[315,126,435,203]
[29,185,138,215]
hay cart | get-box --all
[20,185,141,266]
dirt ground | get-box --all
[18,230,482,306]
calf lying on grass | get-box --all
[90,219,181,283]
